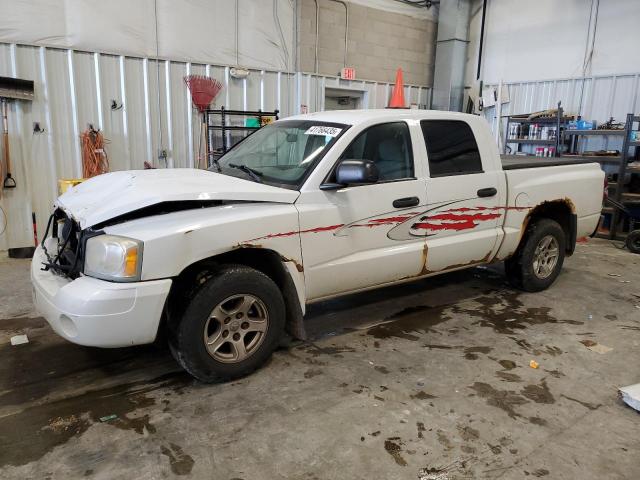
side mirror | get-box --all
[335,159,379,186]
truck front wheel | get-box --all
[169,265,285,382]
[505,218,566,292]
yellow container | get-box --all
[58,178,84,195]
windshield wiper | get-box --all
[228,163,263,183]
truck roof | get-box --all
[284,108,480,126]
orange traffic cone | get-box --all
[388,68,406,108]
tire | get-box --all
[626,230,640,254]
[169,265,285,383]
[504,218,566,292]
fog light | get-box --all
[59,314,78,337]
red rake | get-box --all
[184,75,223,112]
[184,75,223,169]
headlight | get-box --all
[84,235,143,282]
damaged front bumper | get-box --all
[31,244,172,347]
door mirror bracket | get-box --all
[319,182,344,191]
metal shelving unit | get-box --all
[562,128,625,164]
[506,139,557,145]
[205,107,279,167]
[609,114,640,239]
[503,107,640,240]
[503,102,565,157]
[564,129,625,136]
[564,114,640,239]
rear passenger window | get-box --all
[420,120,483,177]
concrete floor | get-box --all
[0,239,639,479]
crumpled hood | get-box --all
[57,169,299,228]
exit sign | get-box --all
[340,67,356,80]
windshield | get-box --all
[212,120,348,188]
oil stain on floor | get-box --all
[384,437,407,466]
[450,291,583,335]
[521,379,555,404]
[0,371,190,468]
[160,443,195,475]
[469,378,556,421]
[366,289,582,348]
[367,305,453,341]
[469,382,530,419]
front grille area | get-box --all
[41,208,83,279]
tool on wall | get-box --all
[0,76,34,194]
[1,98,14,189]
[184,75,223,169]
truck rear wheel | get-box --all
[505,218,566,292]
[169,265,285,383]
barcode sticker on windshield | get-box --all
[304,126,342,137]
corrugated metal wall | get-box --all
[483,73,640,146]
[0,42,431,250]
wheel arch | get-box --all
[523,199,577,255]
[163,247,306,340]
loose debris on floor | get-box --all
[619,383,640,412]
[580,339,613,354]
[99,414,118,423]
[9,334,28,346]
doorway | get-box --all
[324,87,366,111]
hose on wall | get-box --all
[80,128,109,178]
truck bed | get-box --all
[501,155,598,170]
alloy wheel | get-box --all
[203,294,269,363]
[532,235,560,279]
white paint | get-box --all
[468,0,640,85]
[481,73,640,142]
[56,169,299,229]
[31,246,172,347]
[0,0,295,72]
[33,109,603,349]
[66,49,82,175]
[93,53,104,131]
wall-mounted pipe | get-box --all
[393,0,439,7]
[235,0,240,66]
[476,0,487,80]
[273,0,290,71]
[327,0,349,68]
[313,0,319,73]
[313,0,349,73]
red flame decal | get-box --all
[244,205,529,242]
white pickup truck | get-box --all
[32,110,604,382]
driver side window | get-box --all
[338,122,414,182]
